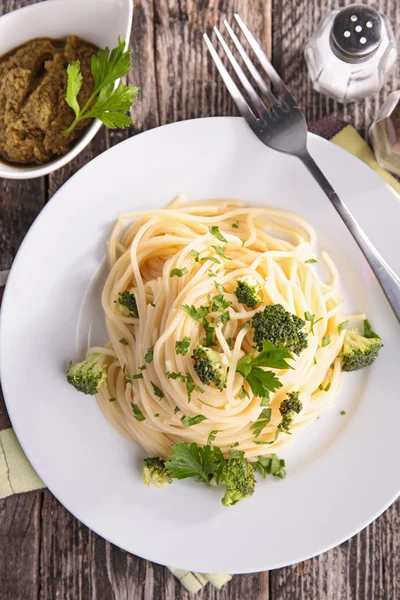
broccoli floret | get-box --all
[252,304,308,355]
[143,457,172,487]
[66,353,107,395]
[278,391,303,433]
[342,328,382,372]
[192,345,228,390]
[234,277,262,308]
[118,290,138,318]
[220,457,255,506]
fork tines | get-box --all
[203,14,292,121]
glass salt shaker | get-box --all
[305,4,397,103]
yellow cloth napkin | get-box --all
[0,123,396,594]
[331,124,400,194]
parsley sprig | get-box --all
[62,37,138,135]
[165,442,219,483]
[236,341,292,400]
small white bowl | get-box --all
[0,0,133,179]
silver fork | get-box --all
[204,14,400,324]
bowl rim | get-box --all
[0,0,133,180]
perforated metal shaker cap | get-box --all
[330,4,384,63]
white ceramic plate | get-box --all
[1,118,400,574]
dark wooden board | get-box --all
[0,0,399,598]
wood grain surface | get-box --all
[0,0,399,598]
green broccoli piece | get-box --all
[220,457,255,506]
[342,327,382,372]
[118,290,138,318]
[143,457,172,487]
[278,391,303,433]
[192,345,228,390]
[234,278,262,308]
[66,353,107,395]
[252,303,308,355]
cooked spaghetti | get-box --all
[91,198,347,460]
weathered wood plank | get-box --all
[0,492,42,600]
[153,0,271,124]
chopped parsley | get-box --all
[212,245,232,260]
[119,337,128,345]
[255,454,286,479]
[305,258,317,264]
[182,304,217,347]
[123,364,143,384]
[166,372,203,402]
[151,382,164,399]
[131,402,145,421]
[212,293,231,313]
[304,311,323,335]
[319,380,331,392]
[180,414,208,428]
[322,335,331,347]
[166,371,186,382]
[250,408,272,437]
[185,373,204,403]
[189,249,200,262]
[182,304,210,322]
[145,348,154,363]
[239,385,249,400]
[226,337,233,349]
[232,221,239,229]
[109,397,117,403]
[218,311,231,324]
[208,270,216,277]
[338,320,349,334]
[175,337,191,355]
[340,410,346,415]
[170,267,188,278]
[200,255,221,264]
[208,225,227,243]
[206,430,221,445]
[174,406,181,414]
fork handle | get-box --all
[299,150,400,324]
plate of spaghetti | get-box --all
[1,117,400,573]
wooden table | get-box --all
[1,1,399,598]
